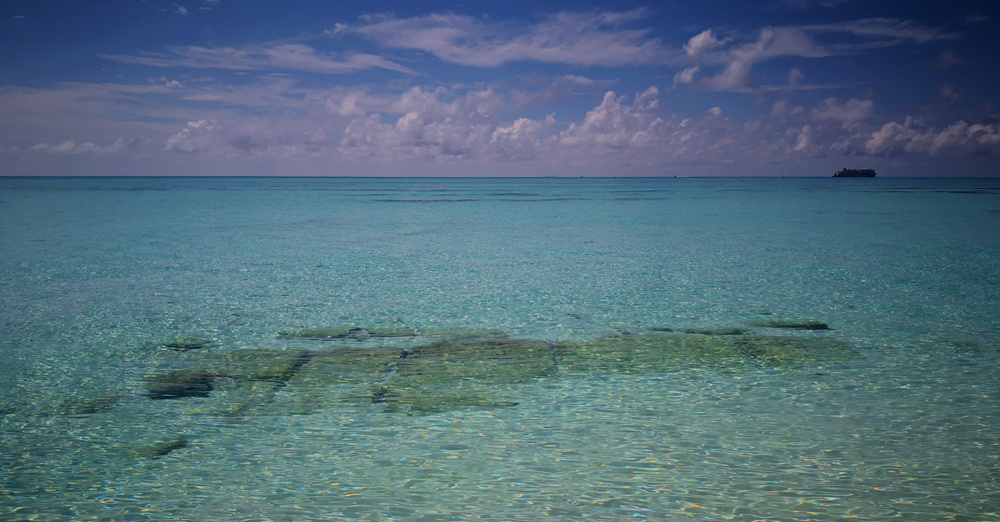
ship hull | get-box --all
[833,168,876,177]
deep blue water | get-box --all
[1,177,999,520]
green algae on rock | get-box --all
[276,347,402,415]
[558,334,744,373]
[371,337,555,415]
[559,333,858,373]
[206,349,312,382]
[139,328,861,417]
[731,336,859,366]
[365,327,419,337]
[394,338,558,384]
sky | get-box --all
[1,1,998,177]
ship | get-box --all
[833,168,876,177]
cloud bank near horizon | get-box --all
[1,2,997,176]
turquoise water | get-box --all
[1,176,998,520]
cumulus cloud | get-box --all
[157,84,773,168]
[165,119,217,154]
[490,117,551,160]
[549,87,764,166]
[684,29,725,57]
[18,74,998,176]
[342,10,675,67]
[866,117,1000,156]
[101,43,416,75]
[336,86,502,162]
[672,66,699,87]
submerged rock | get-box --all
[731,336,857,366]
[139,326,861,418]
[280,326,417,341]
[280,327,356,340]
[144,348,322,416]
[146,370,216,400]
[55,394,122,415]
[365,327,418,338]
[683,327,752,336]
[162,337,216,352]
[559,333,858,373]
[209,349,312,382]
[377,391,519,415]
[276,346,402,415]
[414,327,509,341]
[374,337,555,415]
[747,320,831,330]
[134,437,189,458]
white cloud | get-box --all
[562,75,601,86]
[771,99,804,120]
[490,117,549,160]
[866,117,1000,156]
[801,18,961,49]
[788,68,804,87]
[940,84,962,104]
[326,90,369,118]
[101,43,416,75]
[154,84,997,169]
[684,18,957,93]
[794,125,812,150]
[8,74,1000,177]
[699,27,827,92]
[165,119,217,154]
[343,10,676,67]
[684,29,724,57]
[30,137,139,155]
[810,97,874,122]
[672,66,699,87]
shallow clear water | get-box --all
[1,176,998,520]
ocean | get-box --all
[1,176,998,520]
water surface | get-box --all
[2,177,998,520]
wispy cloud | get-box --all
[30,137,140,155]
[101,43,416,75]
[341,10,677,67]
[680,18,960,92]
[802,18,962,49]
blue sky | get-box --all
[1,0,998,177]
